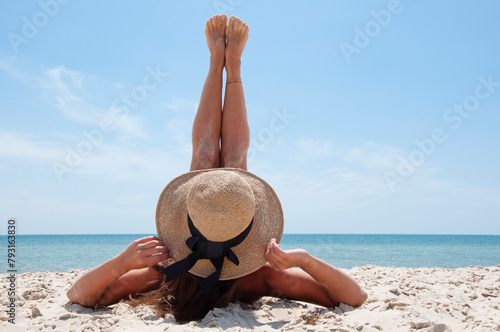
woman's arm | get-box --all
[67,236,170,307]
[263,239,367,307]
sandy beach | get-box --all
[1,265,499,331]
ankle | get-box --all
[210,55,225,71]
[225,59,241,77]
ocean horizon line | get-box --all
[2,233,498,272]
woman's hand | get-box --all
[68,236,170,307]
[263,238,368,307]
[117,236,170,273]
[265,238,309,271]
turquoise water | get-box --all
[1,234,499,273]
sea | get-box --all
[1,234,499,274]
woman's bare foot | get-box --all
[205,15,227,70]
[225,16,249,75]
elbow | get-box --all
[66,288,77,303]
[337,288,368,308]
[351,289,368,307]
[66,288,97,308]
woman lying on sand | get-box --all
[67,15,367,322]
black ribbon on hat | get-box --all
[160,214,254,294]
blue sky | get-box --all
[1,0,499,235]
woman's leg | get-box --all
[220,16,250,170]
[190,15,227,171]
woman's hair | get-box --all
[130,271,242,322]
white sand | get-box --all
[1,265,499,331]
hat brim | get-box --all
[156,168,284,280]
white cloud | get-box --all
[45,138,191,183]
[1,60,149,139]
[247,136,500,234]
[0,127,191,183]
[0,130,62,162]
[165,118,192,146]
[343,142,402,170]
[166,98,199,114]
[40,66,100,124]
[0,61,99,125]
[258,160,500,234]
[0,59,34,85]
[103,108,149,139]
[294,138,404,171]
[262,138,437,213]
[295,137,338,159]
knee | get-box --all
[193,148,219,170]
[222,150,245,168]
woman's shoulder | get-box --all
[236,263,276,303]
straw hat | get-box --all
[156,168,284,286]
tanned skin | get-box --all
[67,15,367,310]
